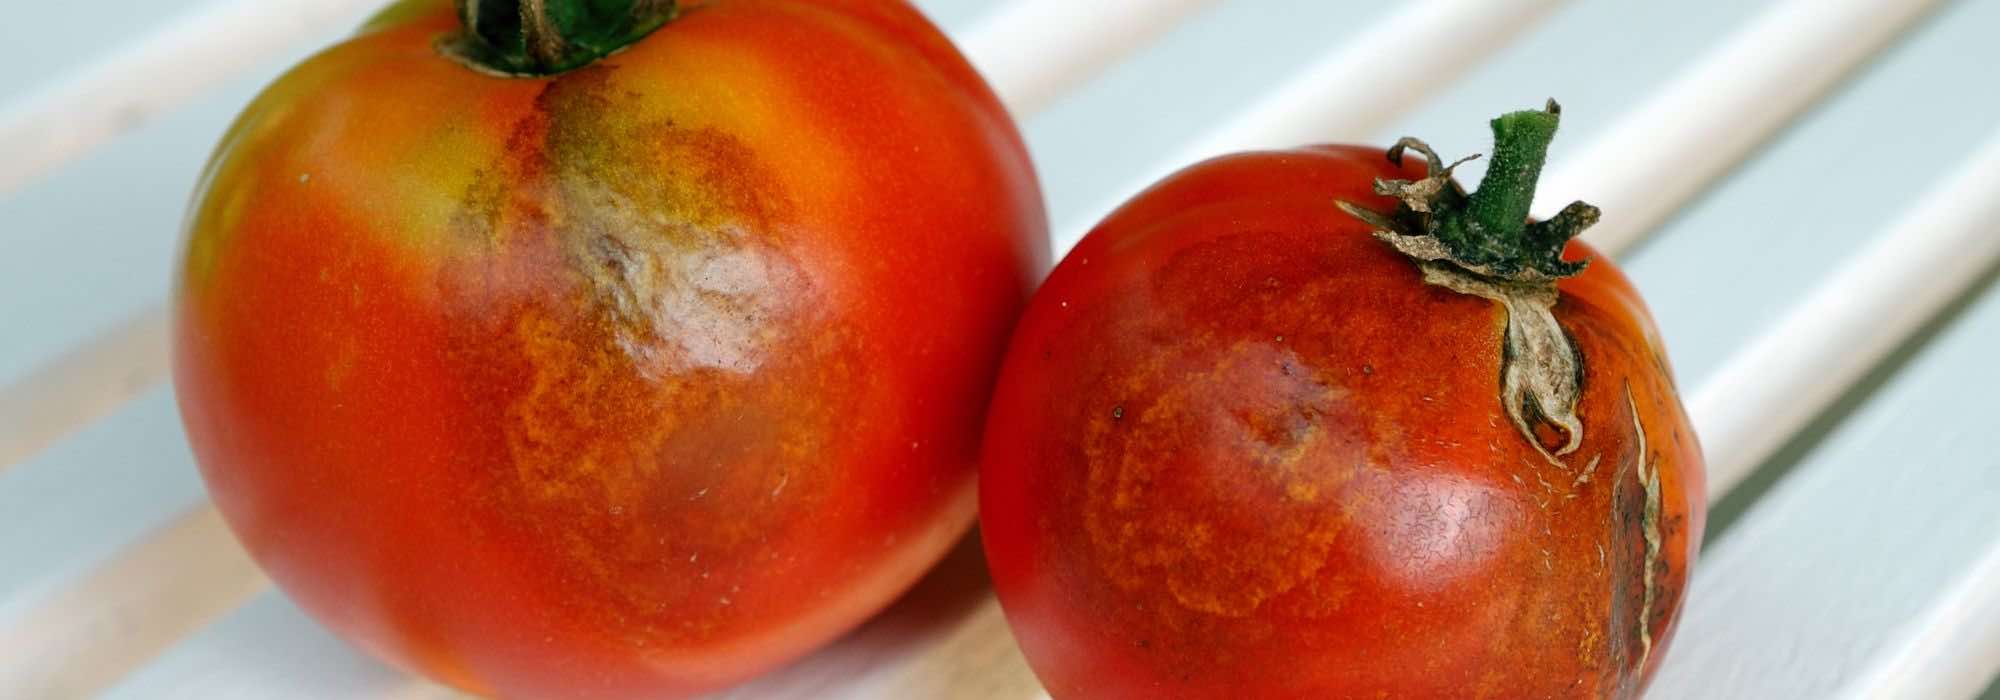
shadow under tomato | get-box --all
[713,529,1011,698]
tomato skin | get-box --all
[980,146,1702,699]
[171,1,1046,697]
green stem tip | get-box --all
[1342,99,1598,282]
[441,0,679,77]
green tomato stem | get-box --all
[443,0,678,77]
[1342,100,1597,281]
[1460,107,1559,257]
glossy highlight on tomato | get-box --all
[980,105,1703,699]
[171,0,1046,696]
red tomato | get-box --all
[981,104,1703,698]
[171,0,1046,696]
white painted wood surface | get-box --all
[1693,131,2000,501]
[0,307,166,475]
[3,0,1999,698]
[1840,538,2000,700]
[1553,0,1943,256]
[957,0,1220,118]
[1052,0,1569,251]
[0,0,384,195]
[1647,270,2000,698]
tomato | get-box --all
[980,103,1703,699]
[171,0,1046,696]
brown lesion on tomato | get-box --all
[1601,383,1669,687]
[439,65,859,644]
[1628,388,1664,672]
[1633,378,1695,674]
[1062,230,1420,635]
[1385,248,1588,467]
[1078,337,1363,619]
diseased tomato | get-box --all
[980,103,1703,699]
[171,0,1046,696]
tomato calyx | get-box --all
[441,0,679,77]
[1339,100,1596,284]
[1339,101,1599,463]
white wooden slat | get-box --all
[1589,0,2000,691]
[0,507,266,700]
[1052,0,1571,252]
[1158,0,1564,168]
[0,389,208,626]
[0,0,383,196]
[958,0,1219,118]
[1691,130,2000,501]
[906,0,1002,30]
[714,539,1040,700]
[1554,0,1942,256]
[0,77,339,395]
[1379,3,1767,187]
[1610,0,2000,390]
[1646,265,2000,699]
[101,592,429,700]
[0,0,1179,200]
[1025,1,1448,236]
[1837,537,2000,700]
[0,306,166,477]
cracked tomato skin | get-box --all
[171,1,1046,697]
[980,146,1702,699]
